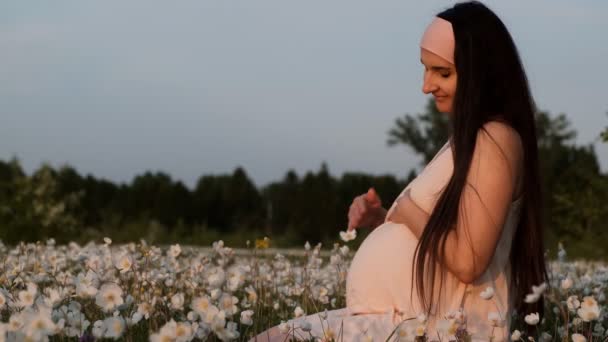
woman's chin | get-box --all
[435,103,448,113]
[434,101,453,114]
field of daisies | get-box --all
[0,230,606,342]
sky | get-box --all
[1,0,607,189]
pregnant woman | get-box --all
[253,1,547,341]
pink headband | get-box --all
[420,17,455,65]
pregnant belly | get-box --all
[346,221,422,315]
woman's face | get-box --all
[420,48,457,114]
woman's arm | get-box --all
[390,122,522,283]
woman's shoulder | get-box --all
[478,120,523,153]
[476,120,524,192]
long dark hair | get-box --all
[412,1,548,319]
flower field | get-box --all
[0,235,605,342]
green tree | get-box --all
[0,162,82,244]
[193,167,264,233]
[125,171,193,227]
[601,112,608,143]
[262,170,300,237]
[387,98,451,165]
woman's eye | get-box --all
[441,73,450,78]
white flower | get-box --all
[278,321,289,334]
[561,277,573,290]
[417,313,427,324]
[43,287,63,308]
[454,310,465,324]
[524,292,541,303]
[95,283,124,312]
[567,295,581,311]
[227,268,245,292]
[22,306,56,341]
[17,291,34,309]
[240,310,254,326]
[150,319,177,342]
[202,305,224,330]
[137,302,152,319]
[103,237,112,245]
[339,229,357,242]
[445,309,465,325]
[103,316,125,339]
[415,324,426,337]
[216,321,240,341]
[577,296,600,321]
[212,240,225,252]
[524,283,547,304]
[218,293,239,316]
[175,322,194,342]
[64,309,90,337]
[75,270,99,298]
[511,329,522,341]
[171,293,185,311]
[92,320,105,338]
[192,296,211,316]
[191,259,205,274]
[524,312,539,325]
[86,254,104,272]
[480,286,495,300]
[580,296,599,310]
[130,311,143,325]
[186,311,198,321]
[488,312,504,327]
[339,245,350,256]
[304,241,311,250]
[294,306,305,318]
[532,282,548,295]
[114,254,133,273]
[17,282,37,308]
[572,333,587,342]
[210,288,222,300]
[207,269,226,289]
[244,286,257,303]
[168,244,182,258]
[8,313,24,331]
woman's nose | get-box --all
[422,74,438,94]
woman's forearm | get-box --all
[390,193,480,283]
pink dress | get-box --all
[285,137,523,342]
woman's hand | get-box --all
[347,188,387,231]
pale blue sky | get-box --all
[1,0,607,188]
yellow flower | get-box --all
[255,237,270,249]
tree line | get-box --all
[1,99,607,258]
